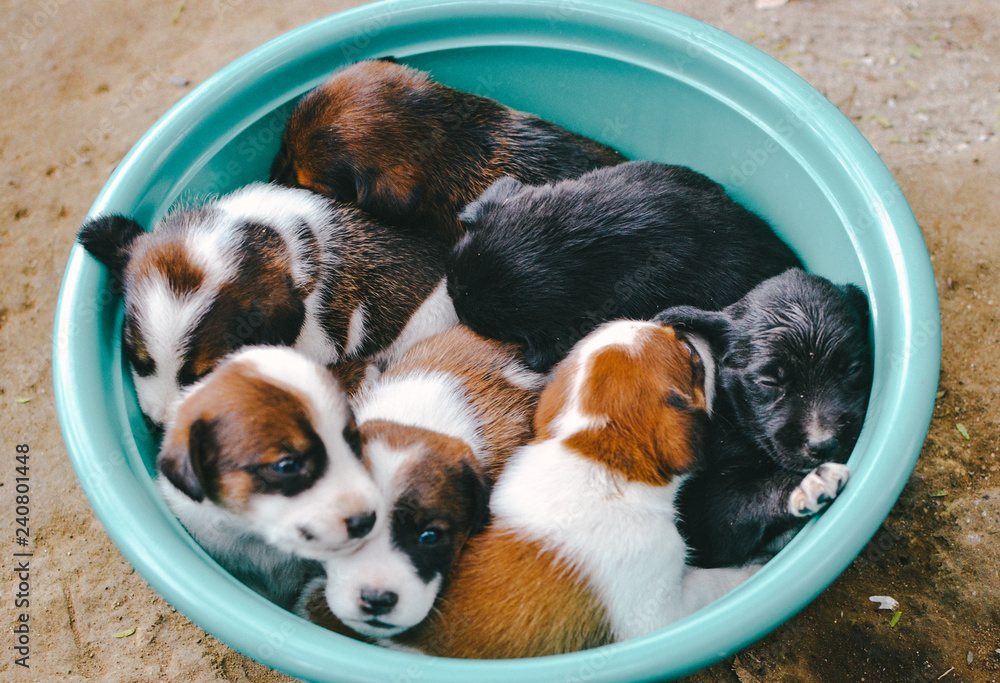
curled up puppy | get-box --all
[157,345,382,610]
[298,324,544,639]
[302,320,759,656]
[655,268,874,568]
[76,182,457,427]
[270,58,626,243]
[447,160,804,372]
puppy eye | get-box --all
[758,366,788,387]
[342,422,363,459]
[418,528,442,545]
[844,362,862,377]
[271,457,303,476]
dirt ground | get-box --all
[1,0,997,681]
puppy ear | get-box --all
[458,176,524,226]
[460,459,491,536]
[77,215,145,277]
[839,283,871,330]
[157,418,216,502]
[653,305,732,358]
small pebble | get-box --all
[170,76,190,87]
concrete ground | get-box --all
[1,0,997,681]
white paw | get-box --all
[787,463,850,518]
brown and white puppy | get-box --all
[77,182,456,427]
[157,345,383,610]
[309,325,544,638]
[270,58,627,243]
[346,320,757,657]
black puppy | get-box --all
[654,268,873,568]
[447,160,804,372]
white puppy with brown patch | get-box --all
[364,320,759,656]
[77,183,456,427]
[158,345,383,609]
[300,325,544,638]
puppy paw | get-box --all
[787,463,850,518]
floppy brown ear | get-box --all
[77,215,146,278]
[157,418,216,502]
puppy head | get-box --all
[535,320,711,485]
[157,346,381,560]
[322,420,489,637]
[656,268,873,471]
[78,208,306,427]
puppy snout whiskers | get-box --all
[807,436,840,462]
[345,511,377,539]
[360,589,398,616]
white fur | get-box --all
[487,319,753,641]
[343,304,368,357]
[132,275,220,426]
[788,462,850,517]
[369,279,458,368]
[322,442,444,637]
[158,346,384,609]
[353,371,485,460]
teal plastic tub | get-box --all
[53,1,940,680]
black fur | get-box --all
[655,268,874,567]
[447,160,804,371]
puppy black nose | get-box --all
[808,437,840,461]
[345,511,376,539]
[359,589,398,616]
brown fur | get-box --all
[375,325,542,479]
[564,326,707,485]
[392,532,611,658]
[381,322,707,658]
[271,59,626,244]
[158,359,333,507]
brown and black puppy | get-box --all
[270,58,627,243]
[77,183,456,427]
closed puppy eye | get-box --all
[757,366,788,388]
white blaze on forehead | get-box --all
[214,182,335,289]
[130,275,221,425]
[551,320,649,439]
[238,346,351,431]
[354,371,485,460]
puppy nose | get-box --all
[359,589,398,616]
[808,437,840,461]
[345,511,377,539]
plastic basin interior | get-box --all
[52,1,941,681]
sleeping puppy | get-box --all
[447,160,804,372]
[157,345,382,610]
[654,268,873,568]
[314,325,544,639]
[270,58,626,243]
[77,182,456,427]
[304,320,759,656]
